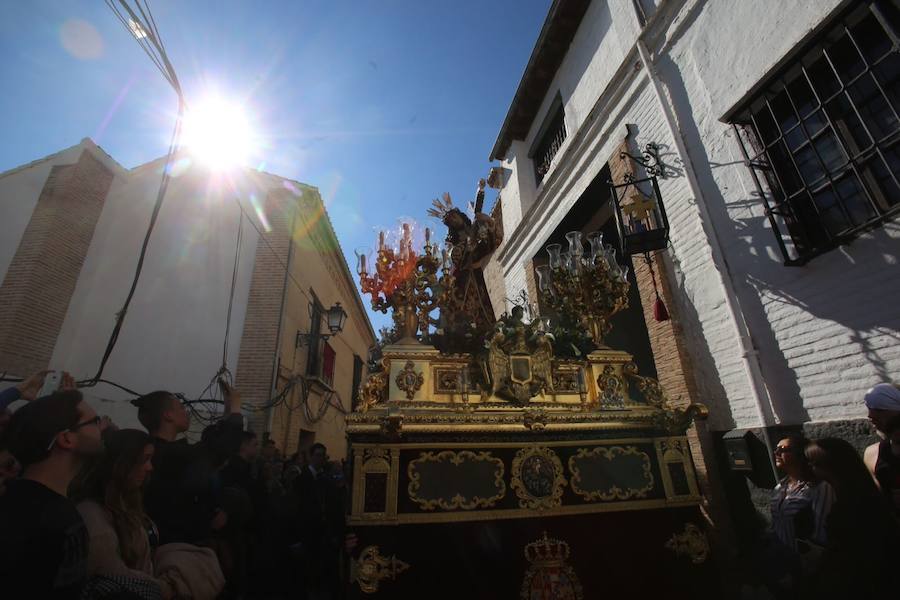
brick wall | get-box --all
[609,141,699,407]
[234,190,294,435]
[0,150,114,376]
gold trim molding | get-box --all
[568,445,654,501]
[407,450,506,510]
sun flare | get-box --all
[182,95,256,169]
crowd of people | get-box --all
[0,372,351,600]
[2,372,900,600]
[749,383,900,599]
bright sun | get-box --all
[182,96,256,169]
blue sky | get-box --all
[0,1,549,333]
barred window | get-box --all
[530,94,567,185]
[733,1,900,265]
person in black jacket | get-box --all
[132,380,244,547]
[293,443,346,600]
[0,390,104,599]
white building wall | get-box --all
[492,0,896,431]
[652,0,900,427]
[49,161,268,429]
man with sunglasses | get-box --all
[0,389,104,598]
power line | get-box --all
[83,0,185,388]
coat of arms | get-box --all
[485,306,554,404]
[520,532,583,600]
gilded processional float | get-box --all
[345,181,716,599]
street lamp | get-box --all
[296,302,348,347]
[325,302,348,335]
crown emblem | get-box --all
[524,532,570,566]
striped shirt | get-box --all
[770,477,834,550]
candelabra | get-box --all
[535,231,630,348]
[357,223,452,343]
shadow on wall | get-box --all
[654,44,900,426]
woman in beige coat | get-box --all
[76,428,173,600]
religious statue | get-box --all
[428,179,502,354]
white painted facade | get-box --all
[0,139,372,438]
[489,0,899,431]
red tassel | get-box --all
[653,296,670,322]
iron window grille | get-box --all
[732,0,900,265]
[530,94,567,185]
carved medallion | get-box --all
[395,361,424,400]
[511,447,566,510]
[520,532,583,600]
[596,364,625,408]
[665,523,709,564]
[354,545,410,593]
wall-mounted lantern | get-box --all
[609,125,670,257]
[296,301,348,347]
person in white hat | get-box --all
[863,383,900,516]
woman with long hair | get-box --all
[76,428,172,600]
[804,437,900,599]
[759,434,832,598]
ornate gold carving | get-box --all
[380,410,403,440]
[596,364,626,408]
[486,307,554,404]
[354,545,410,593]
[665,523,709,564]
[568,445,654,501]
[511,447,566,510]
[655,437,700,499]
[622,362,708,433]
[358,371,387,412]
[407,450,506,510]
[520,532,584,600]
[551,366,581,394]
[395,361,424,400]
[434,368,461,393]
[523,409,548,431]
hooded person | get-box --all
[862,383,900,516]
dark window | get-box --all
[529,94,567,185]
[351,354,364,410]
[732,1,900,265]
[322,341,336,386]
[306,300,323,377]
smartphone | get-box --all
[38,371,61,397]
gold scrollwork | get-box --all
[568,445,654,501]
[511,447,566,510]
[407,450,506,510]
[358,371,387,413]
[395,361,424,400]
[354,545,410,593]
[665,523,709,564]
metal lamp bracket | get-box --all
[619,124,665,179]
